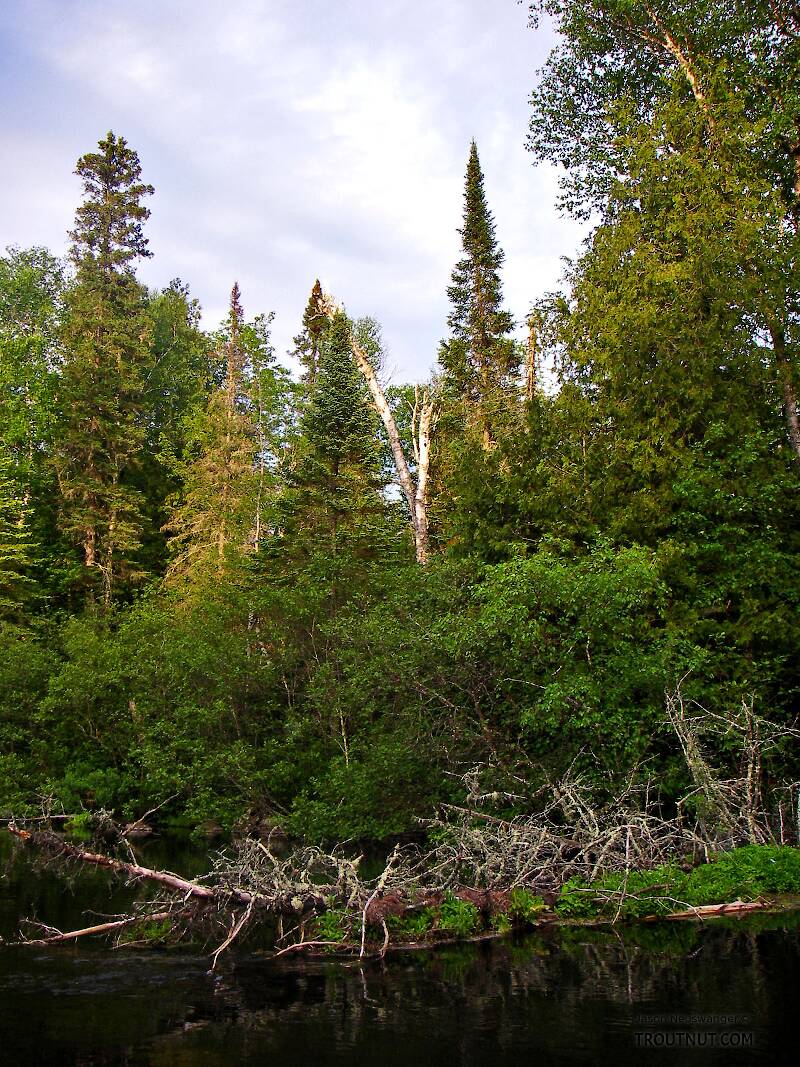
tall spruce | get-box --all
[440,141,518,446]
[291,279,328,385]
[164,283,258,581]
[0,458,37,619]
[55,132,154,606]
[279,310,390,567]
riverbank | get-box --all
[5,824,800,962]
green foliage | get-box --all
[555,877,597,919]
[117,918,172,945]
[314,908,350,945]
[388,909,435,937]
[291,278,328,386]
[683,846,800,904]
[2,63,800,859]
[555,847,800,921]
[490,912,512,933]
[440,141,517,403]
[438,894,480,936]
[508,888,547,924]
[56,131,155,607]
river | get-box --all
[1,830,797,1065]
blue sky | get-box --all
[0,0,585,381]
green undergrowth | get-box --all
[554,845,800,921]
[117,918,173,946]
[310,847,800,953]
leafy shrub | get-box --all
[388,909,435,937]
[508,887,546,923]
[438,894,479,936]
[314,909,350,945]
[555,877,597,918]
[683,846,800,905]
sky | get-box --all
[0,0,585,382]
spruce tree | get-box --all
[279,310,390,568]
[0,458,37,619]
[55,132,154,606]
[164,283,258,581]
[440,141,518,446]
[291,279,328,385]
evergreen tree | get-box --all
[134,279,216,577]
[164,283,259,581]
[0,458,37,619]
[55,132,154,607]
[440,141,518,446]
[278,310,392,569]
[0,246,65,598]
[291,279,328,385]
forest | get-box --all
[1,0,799,850]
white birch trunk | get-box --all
[322,295,437,563]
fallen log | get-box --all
[7,824,244,904]
[19,911,177,945]
[8,821,798,966]
[661,899,775,921]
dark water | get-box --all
[1,831,798,1066]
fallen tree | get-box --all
[6,687,799,962]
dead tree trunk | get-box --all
[354,347,435,565]
[412,386,436,564]
[322,295,437,563]
[7,825,238,902]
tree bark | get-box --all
[7,825,247,903]
[412,387,435,565]
[348,337,436,564]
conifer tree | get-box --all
[0,247,64,510]
[280,310,391,566]
[0,458,37,619]
[291,279,328,385]
[440,141,518,446]
[55,132,154,606]
[164,283,258,581]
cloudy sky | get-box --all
[0,0,584,381]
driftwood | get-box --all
[661,900,780,921]
[7,825,236,903]
[19,911,176,945]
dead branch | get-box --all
[17,910,177,946]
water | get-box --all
[1,830,798,1065]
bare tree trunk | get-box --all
[525,314,538,403]
[7,825,242,902]
[349,338,436,564]
[640,4,714,129]
[412,386,436,564]
[350,340,417,519]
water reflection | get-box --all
[0,830,797,1065]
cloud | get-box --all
[0,0,586,381]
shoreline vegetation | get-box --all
[3,2,800,984]
[7,688,800,965]
[6,822,800,965]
